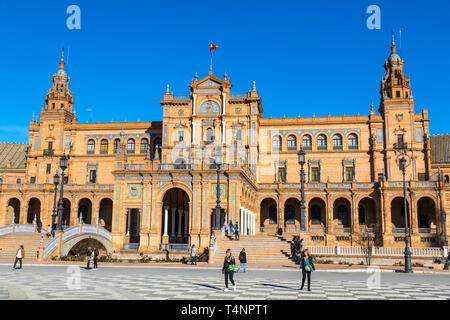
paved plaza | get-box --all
[0,264,448,300]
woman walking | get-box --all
[236,248,247,273]
[300,248,315,291]
[92,248,99,270]
[86,247,92,270]
[222,249,237,292]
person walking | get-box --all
[300,248,315,291]
[294,237,301,264]
[236,248,247,273]
[229,223,235,240]
[234,222,239,240]
[222,249,237,292]
[223,221,229,237]
[290,237,295,259]
[190,244,198,265]
[86,247,92,270]
[92,248,98,270]
[12,245,25,270]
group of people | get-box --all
[86,247,99,270]
[290,236,305,264]
[223,221,239,240]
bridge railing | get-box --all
[307,245,446,258]
[0,223,48,236]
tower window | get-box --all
[127,139,135,153]
[46,164,51,174]
[287,135,297,150]
[48,142,53,150]
[52,103,55,109]
[332,134,343,150]
[140,138,149,154]
[317,134,327,150]
[396,91,401,98]
[100,139,108,154]
[87,139,95,154]
[302,135,312,150]
[272,135,282,151]
[348,134,358,149]
[114,138,120,153]
[89,170,97,184]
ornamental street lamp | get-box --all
[214,149,223,230]
[399,156,413,273]
[297,149,306,231]
[442,211,448,247]
[56,155,68,231]
[51,172,59,236]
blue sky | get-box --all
[0,0,449,142]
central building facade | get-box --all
[0,39,449,254]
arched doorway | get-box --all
[99,198,113,231]
[260,198,277,229]
[417,197,436,231]
[126,208,141,244]
[68,238,107,257]
[284,198,300,227]
[162,188,190,244]
[308,198,326,232]
[62,198,71,228]
[333,198,351,230]
[391,197,410,230]
[27,198,41,224]
[78,198,92,224]
[7,198,20,224]
[358,198,377,230]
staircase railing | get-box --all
[0,223,48,236]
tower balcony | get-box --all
[393,142,408,150]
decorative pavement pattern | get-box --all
[0,270,449,300]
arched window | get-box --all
[174,158,186,169]
[358,205,366,224]
[140,138,149,154]
[113,139,120,154]
[287,135,297,151]
[348,133,358,149]
[272,135,282,151]
[337,205,349,226]
[332,134,343,150]
[87,139,95,154]
[100,139,108,154]
[206,128,214,142]
[127,139,135,153]
[317,134,327,150]
[269,205,277,224]
[285,205,295,225]
[445,175,449,183]
[302,135,312,150]
[310,205,322,225]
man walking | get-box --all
[13,245,25,270]
[234,222,239,240]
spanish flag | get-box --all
[210,42,218,51]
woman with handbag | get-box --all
[222,249,237,292]
[300,248,315,291]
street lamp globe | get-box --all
[53,173,59,186]
[298,149,305,165]
[399,156,406,171]
[215,149,223,166]
[60,155,68,171]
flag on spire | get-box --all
[210,42,218,51]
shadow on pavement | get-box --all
[193,283,222,291]
[260,283,297,291]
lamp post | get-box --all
[399,156,413,273]
[56,155,68,231]
[297,150,306,232]
[51,172,59,236]
[214,150,223,230]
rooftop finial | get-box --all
[224,71,227,80]
[60,47,65,69]
[252,81,256,91]
[195,72,198,80]
[370,100,374,111]
[166,84,170,94]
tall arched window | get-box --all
[284,205,295,225]
[332,134,343,150]
[87,139,95,154]
[100,139,108,154]
[113,139,120,154]
[287,135,297,151]
[206,128,214,142]
[358,205,366,224]
[348,133,358,149]
[302,135,312,150]
[269,205,277,224]
[272,135,282,151]
[317,134,327,150]
[310,205,322,225]
[127,138,135,153]
[140,138,149,154]
[338,205,349,226]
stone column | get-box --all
[184,209,188,237]
[177,209,183,237]
[163,206,169,236]
[171,207,176,237]
[126,209,130,236]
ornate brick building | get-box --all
[0,39,449,254]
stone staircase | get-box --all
[215,234,297,264]
[0,233,49,260]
